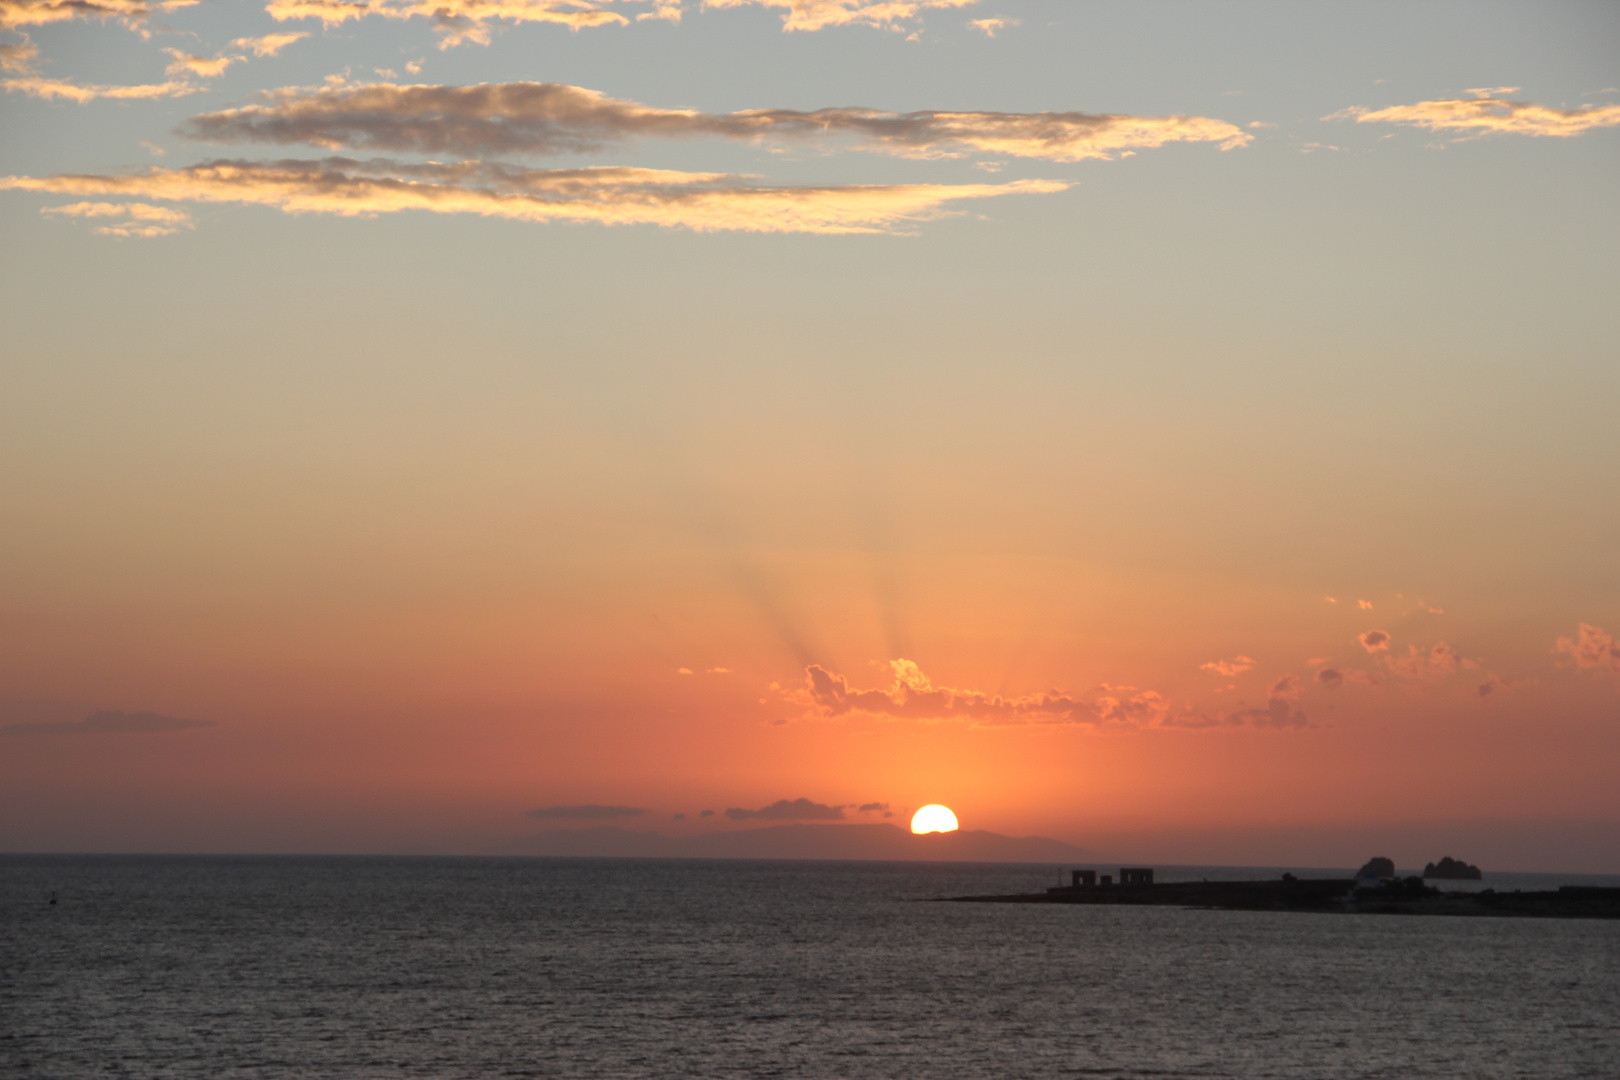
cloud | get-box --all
[264,0,672,48]
[1359,629,1390,653]
[0,0,196,30]
[1384,641,1461,680]
[4,75,201,101]
[1174,675,1308,728]
[231,31,309,56]
[0,34,37,72]
[1199,655,1254,676]
[0,709,213,736]
[163,48,238,79]
[1329,92,1620,139]
[1556,623,1619,675]
[41,199,193,235]
[705,0,979,33]
[856,801,888,812]
[786,658,1104,725]
[1316,668,1343,689]
[527,804,647,818]
[967,16,1014,36]
[1358,599,1373,609]
[699,809,715,817]
[178,81,1251,162]
[1,157,1066,234]
[725,797,845,820]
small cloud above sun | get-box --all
[910,804,959,834]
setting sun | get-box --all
[910,805,960,835]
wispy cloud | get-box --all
[1556,623,1619,676]
[42,199,192,235]
[0,709,213,736]
[232,31,309,56]
[264,0,673,48]
[0,33,37,72]
[966,15,1013,36]
[726,797,845,820]
[1164,676,1310,729]
[1383,641,1466,681]
[783,658,1104,725]
[1329,91,1620,139]
[179,81,1253,162]
[3,75,202,100]
[778,659,1300,731]
[705,0,978,33]
[163,48,239,78]
[0,0,196,29]
[527,804,647,818]
[1199,655,1254,677]
[3,157,1066,233]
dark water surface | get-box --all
[4,855,1619,1079]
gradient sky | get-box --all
[3,0,1618,870]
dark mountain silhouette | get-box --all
[502,822,1100,863]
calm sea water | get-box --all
[4,856,1619,1079]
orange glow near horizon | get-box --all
[910,805,959,834]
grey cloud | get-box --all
[725,797,845,821]
[0,709,214,736]
[178,82,1249,163]
[857,802,888,812]
[1316,668,1344,689]
[527,804,647,819]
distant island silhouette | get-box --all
[946,860,1619,920]
[504,823,1101,863]
[1356,856,1396,879]
[1423,856,1483,880]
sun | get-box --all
[910,804,959,835]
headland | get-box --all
[945,866,1620,920]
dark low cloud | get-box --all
[179,81,1249,163]
[1316,668,1344,689]
[857,802,888,812]
[0,709,213,736]
[1359,629,1390,653]
[726,797,845,821]
[527,804,647,819]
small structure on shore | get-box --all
[1063,868,1154,889]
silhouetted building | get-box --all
[1071,870,1096,887]
[1120,868,1154,886]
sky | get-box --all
[2,0,1618,871]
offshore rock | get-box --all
[1423,856,1483,879]
[1356,856,1396,879]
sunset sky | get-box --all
[3,0,1618,871]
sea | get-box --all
[4,855,1619,1079]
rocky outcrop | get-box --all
[1423,856,1483,879]
[1356,856,1395,879]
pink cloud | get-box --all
[1556,623,1620,676]
[1359,629,1390,653]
